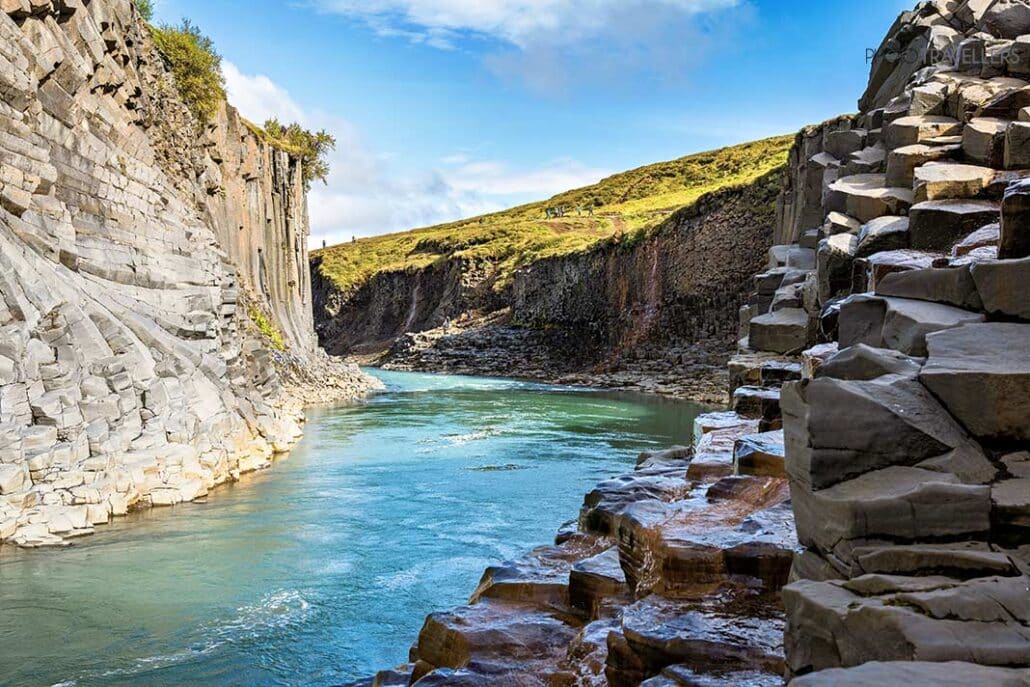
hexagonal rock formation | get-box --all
[0,1,376,546]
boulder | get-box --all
[839,295,985,357]
[963,117,1011,167]
[791,466,992,556]
[866,250,941,288]
[782,375,988,491]
[908,200,1001,251]
[886,116,963,150]
[817,234,859,302]
[568,547,628,619]
[734,431,786,478]
[789,662,1030,687]
[885,143,962,187]
[829,175,914,223]
[749,309,811,355]
[971,257,1030,319]
[954,223,1001,256]
[921,323,1030,441]
[817,344,924,382]
[1005,121,1030,168]
[856,216,910,258]
[1001,179,1030,258]
[992,478,1030,531]
[913,163,995,202]
[876,266,984,310]
[981,0,1030,37]
[825,212,861,236]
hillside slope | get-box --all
[312,137,792,399]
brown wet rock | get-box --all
[580,466,692,536]
[568,547,629,620]
[470,535,610,612]
[733,431,786,478]
[617,482,795,598]
[413,600,581,680]
[616,594,786,685]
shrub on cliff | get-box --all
[137,0,154,22]
[262,119,336,190]
[151,20,226,124]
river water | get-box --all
[0,370,708,687]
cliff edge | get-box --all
[0,0,376,547]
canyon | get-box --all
[0,0,376,548]
[343,0,1030,685]
[1,0,1029,686]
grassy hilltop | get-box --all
[314,135,793,294]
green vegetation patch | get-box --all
[248,306,286,351]
[136,0,154,22]
[151,19,226,124]
[314,135,794,294]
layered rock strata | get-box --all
[744,0,1030,682]
[348,1,1030,684]
[317,171,785,404]
[0,0,375,547]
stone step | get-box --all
[963,116,1010,167]
[828,174,914,223]
[913,163,995,202]
[839,293,986,357]
[784,576,1030,676]
[885,142,962,187]
[748,308,812,355]
[856,215,910,257]
[789,662,1030,687]
[732,386,782,432]
[920,323,1030,442]
[909,200,1001,251]
[608,594,787,687]
[734,431,786,478]
[568,547,629,620]
[885,115,963,150]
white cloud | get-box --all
[311,0,747,91]
[222,63,609,246]
[223,62,306,124]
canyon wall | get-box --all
[0,0,371,547]
[314,170,783,400]
[348,1,1030,685]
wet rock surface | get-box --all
[354,2,1030,684]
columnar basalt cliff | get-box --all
[314,168,784,403]
[347,0,1030,684]
[0,0,374,547]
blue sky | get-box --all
[149,0,915,245]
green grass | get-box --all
[314,135,793,295]
[248,307,286,351]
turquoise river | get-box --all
[0,370,709,687]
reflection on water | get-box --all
[0,370,709,687]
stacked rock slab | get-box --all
[345,405,804,686]
[732,1,1030,683]
[0,0,374,546]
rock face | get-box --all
[314,169,787,404]
[353,1,1030,685]
[761,1,1030,684]
[0,0,374,546]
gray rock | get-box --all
[971,257,1030,319]
[818,234,859,303]
[856,216,910,258]
[876,266,984,310]
[963,117,1011,167]
[749,308,812,355]
[789,661,1030,687]
[829,175,914,223]
[908,200,1001,251]
[1001,179,1030,258]
[734,430,786,478]
[817,344,924,382]
[921,323,1030,441]
[782,374,987,490]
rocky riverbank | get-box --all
[0,0,379,548]
[346,0,1030,684]
[326,171,786,406]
